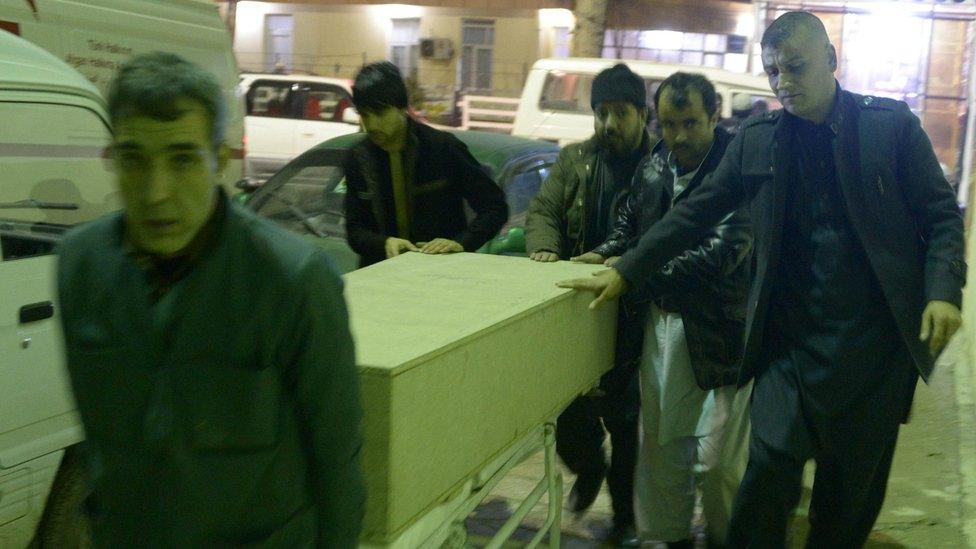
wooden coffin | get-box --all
[344,252,617,542]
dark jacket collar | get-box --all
[783,80,845,136]
[361,115,423,157]
[648,127,733,197]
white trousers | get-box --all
[633,305,751,544]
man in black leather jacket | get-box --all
[344,62,508,267]
[579,73,752,549]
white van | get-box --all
[238,73,361,183]
[0,0,246,187]
[0,31,117,548]
[512,57,778,146]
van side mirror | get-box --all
[342,108,361,125]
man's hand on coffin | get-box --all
[385,237,419,258]
[570,251,606,264]
[418,238,464,254]
[556,268,628,310]
[530,251,560,262]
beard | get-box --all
[598,131,632,155]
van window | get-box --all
[246,80,300,118]
[539,71,595,113]
[0,102,117,261]
[539,71,660,114]
[303,83,354,123]
[730,92,781,118]
[500,159,553,231]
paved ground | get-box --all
[464,336,975,548]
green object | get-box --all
[478,226,526,256]
[232,190,251,205]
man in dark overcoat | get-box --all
[559,11,965,547]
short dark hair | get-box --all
[761,11,829,49]
[352,61,409,112]
[653,72,718,118]
[107,52,227,149]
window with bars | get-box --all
[553,27,570,58]
[460,19,494,92]
[391,18,420,79]
[602,30,749,73]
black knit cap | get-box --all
[590,63,646,111]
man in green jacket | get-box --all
[57,52,365,547]
[525,63,650,546]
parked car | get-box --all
[512,57,778,146]
[238,73,361,182]
[245,131,560,273]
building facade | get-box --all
[222,0,974,182]
[222,0,575,121]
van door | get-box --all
[293,82,359,155]
[0,97,116,469]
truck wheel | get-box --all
[33,447,92,548]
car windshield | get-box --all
[498,156,552,231]
[250,148,348,238]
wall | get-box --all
[231,2,544,99]
[492,15,542,95]
[233,3,386,76]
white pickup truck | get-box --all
[239,73,362,183]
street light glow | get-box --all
[369,4,425,20]
[538,8,575,29]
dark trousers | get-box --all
[726,350,916,548]
[556,387,639,525]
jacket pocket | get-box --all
[864,163,917,243]
[67,346,148,445]
[177,361,282,452]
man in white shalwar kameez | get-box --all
[637,301,751,547]
[564,72,753,548]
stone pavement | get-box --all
[463,336,975,548]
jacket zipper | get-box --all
[576,155,589,256]
[876,175,885,196]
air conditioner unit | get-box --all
[420,38,454,60]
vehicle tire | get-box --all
[32,446,92,548]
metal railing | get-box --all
[456,95,521,133]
